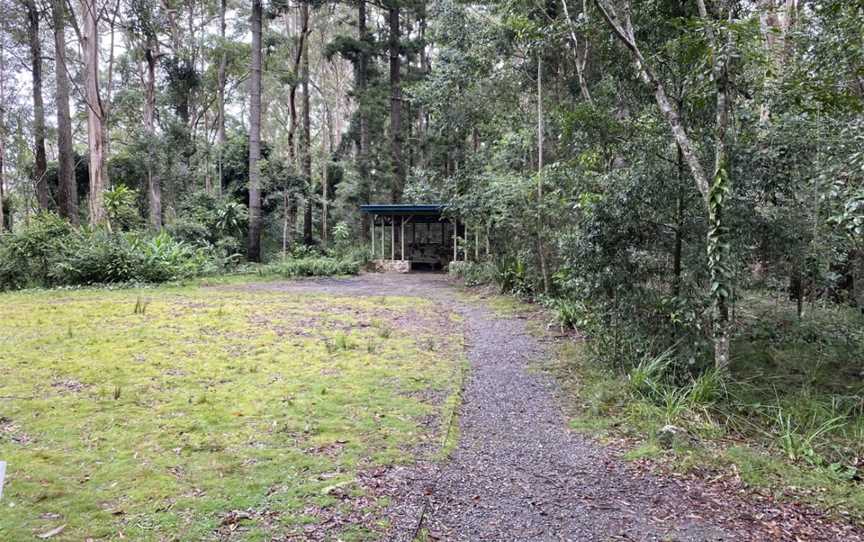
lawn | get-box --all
[0,284,464,541]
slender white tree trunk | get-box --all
[81,0,107,226]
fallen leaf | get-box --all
[37,524,66,539]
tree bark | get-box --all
[0,39,5,231]
[595,0,734,371]
[52,0,78,224]
[537,55,550,294]
[81,0,108,226]
[358,0,371,239]
[247,0,263,261]
[321,105,333,247]
[561,0,592,104]
[216,0,226,195]
[286,7,309,176]
[388,2,404,202]
[673,143,684,297]
[302,1,314,245]
[27,0,49,211]
[593,0,711,203]
[697,0,734,372]
[144,41,162,229]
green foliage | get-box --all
[552,289,864,518]
[448,261,495,286]
[104,184,143,232]
[53,230,208,285]
[546,298,585,331]
[258,257,360,278]
[167,192,248,271]
[628,348,677,399]
[0,216,211,290]
[331,221,351,244]
[774,408,847,464]
[495,257,533,297]
[0,213,74,290]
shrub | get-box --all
[543,297,586,331]
[53,230,207,285]
[104,184,143,231]
[0,213,74,290]
[448,261,495,286]
[0,219,210,290]
[259,257,360,278]
[168,191,247,259]
[495,257,533,297]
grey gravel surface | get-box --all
[227,274,863,542]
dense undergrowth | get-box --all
[451,261,864,519]
[0,213,364,291]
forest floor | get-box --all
[1,274,862,540]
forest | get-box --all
[1,0,864,538]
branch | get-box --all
[593,0,711,204]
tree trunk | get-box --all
[27,0,49,211]
[595,0,734,371]
[358,0,371,239]
[673,144,684,297]
[537,55,550,295]
[0,38,5,231]
[561,0,592,104]
[81,0,107,226]
[52,0,78,224]
[302,1,314,245]
[697,0,734,372]
[0,59,4,231]
[388,2,404,202]
[282,190,291,260]
[286,6,309,183]
[417,2,429,166]
[145,41,162,229]
[321,106,333,247]
[247,0,263,261]
[593,0,711,203]
[852,249,864,314]
[216,0,226,195]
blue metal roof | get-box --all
[360,204,447,215]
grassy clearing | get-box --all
[0,284,463,541]
[552,292,864,520]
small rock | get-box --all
[657,424,688,449]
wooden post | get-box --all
[391,217,395,260]
[400,216,405,260]
[475,225,480,261]
[371,216,375,257]
[381,217,385,260]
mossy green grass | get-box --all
[0,284,463,541]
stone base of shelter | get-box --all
[371,259,411,273]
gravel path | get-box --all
[226,274,863,541]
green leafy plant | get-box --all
[259,257,360,278]
[104,185,142,232]
[0,212,73,290]
[774,409,847,464]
